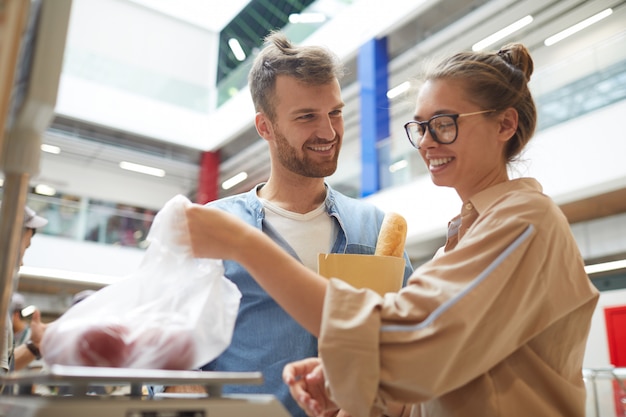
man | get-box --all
[1,205,48,375]
[193,32,413,416]
[10,293,30,349]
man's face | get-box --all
[262,75,345,178]
[19,228,34,267]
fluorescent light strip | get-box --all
[228,38,246,62]
[289,13,326,24]
[35,184,56,196]
[387,81,410,99]
[41,144,61,154]
[119,161,165,177]
[222,172,248,190]
[585,259,626,275]
[544,8,612,46]
[389,160,408,173]
[472,15,533,52]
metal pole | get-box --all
[0,0,71,373]
[0,173,30,365]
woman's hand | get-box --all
[283,357,339,417]
[185,205,252,261]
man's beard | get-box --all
[274,129,340,178]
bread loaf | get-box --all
[374,212,407,258]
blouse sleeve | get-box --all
[318,200,595,417]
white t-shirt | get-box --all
[261,199,335,272]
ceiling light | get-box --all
[389,160,408,173]
[228,38,246,62]
[222,172,248,190]
[585,259,626,276]
[119,161,165,177]
[544,8,612,47]
[387,81,410,99]
[35,184,56,196]
[472,15,533,51]
[41,144,61,154]
[289,13,326,24]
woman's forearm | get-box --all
[186,205,328,336]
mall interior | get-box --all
[1,0,626,415]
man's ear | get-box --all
[498,107,519,143]
[255,112,274,141]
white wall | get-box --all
[56,0,220,148]
[22,234,143,279]
[585,288,626,368]
[39,156,190,211]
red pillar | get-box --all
[197,151,220,204]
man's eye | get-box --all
[330,110,343,117]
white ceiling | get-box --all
[126,0,250,32]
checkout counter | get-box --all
[0,1,290,416]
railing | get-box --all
[584,367,626,417]
[8,192,157,250]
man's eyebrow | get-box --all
[291,107,317,115]
[291,102,345,115]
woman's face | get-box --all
[412,78,512,201]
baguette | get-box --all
[374,212,407,258]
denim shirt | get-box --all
[201,184,413,417]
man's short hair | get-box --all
[248,31,344,121]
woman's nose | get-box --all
[418,127,438,149]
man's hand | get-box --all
[29,310,47,347]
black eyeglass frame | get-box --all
[403,109,496,149]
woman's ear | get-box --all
[255,112,273,141]
[498,107,519,142]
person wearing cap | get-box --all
[19,205,49,268]
[10,293,31,353]
[1,205,48,377]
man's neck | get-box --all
[258,177,327,214]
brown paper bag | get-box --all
[318,253,404,296]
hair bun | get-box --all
[497,43,534,81]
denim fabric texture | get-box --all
[201,183,412,417]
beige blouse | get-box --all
[319,178,599,417]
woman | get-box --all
[185,43,599,417]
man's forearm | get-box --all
[14,343,38,371]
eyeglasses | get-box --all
[404,109,496,149]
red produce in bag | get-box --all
[40,195,241,370]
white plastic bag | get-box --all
[40,195,241,370]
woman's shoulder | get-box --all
[479,178,568,228]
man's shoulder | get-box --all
[207,192,247,208]
[328,188,382,213]
[206,189,260,222]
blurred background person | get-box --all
[1,205,48,376]
[10,293,32,352]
